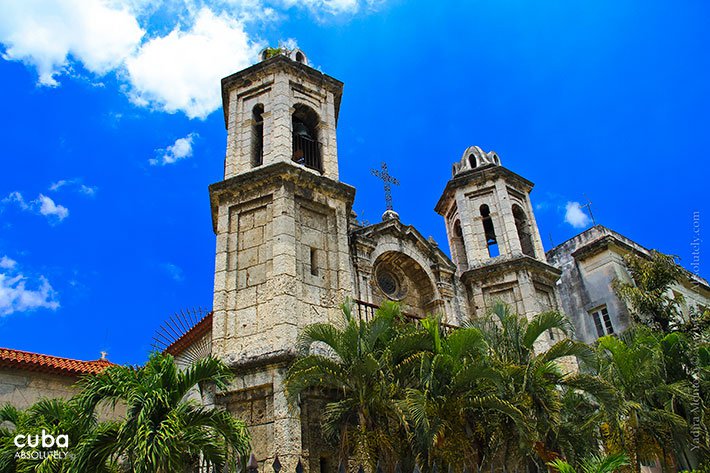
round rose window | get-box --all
[377,270,400,299]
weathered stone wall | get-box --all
[348,216,467,326]
[210,164,354,472]
[0,368,125,420]
[210,166,355,365]
[437,163,546,268]
[222,56,342,181]
[461,256,562,353]
[0,369,78,409]
[547,225,710,344]
[435,156,562,340]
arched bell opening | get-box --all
[251,104,264,167]
[451,219,468,271]
[292,103,322,173]
[513,204,535,258]
[480,204,499,258]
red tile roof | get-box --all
[0,347,114,377]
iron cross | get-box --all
[371,161,399,211]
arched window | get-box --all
[251,104,264,167]
[292,104,322,173]
[452,219,468,270]
[480,204,499,257]
[468,154,477,169]
[513,204,535,257]
[295,51,305,63]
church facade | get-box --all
[202,48,569,470]
[192,49,710,470]
[1,48,709,472]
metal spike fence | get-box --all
[152,307,212,364]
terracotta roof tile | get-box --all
[0,347,114,377]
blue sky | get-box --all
[0,0,707,365]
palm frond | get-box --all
[524,311,569,349]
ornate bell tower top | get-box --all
[451,145,501,176]
[220,48,344,181]
[436,146,547,271]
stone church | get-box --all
[1,48,708,471]
[192,48,710,470]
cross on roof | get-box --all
[371,161,399,211]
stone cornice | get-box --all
[461,254,561,285]
[221,55,344,128]
[435,165,535,216]
[222,348,296,373]
[563,229,710,294]
[569,234,635,261]
[208,162,356,233]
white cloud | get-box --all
[79,184,97,196]
[125,8,263,118]
[49,179,68,191]
[2,192,70,223]
[161,263,185,282]
[49,178,97,196]
[150,132,198,165]
[35,194,69,221]
[278,0,359,16]
[2,191,29,210]
[0,1,384,117]
[0,0,144,86]
[564,201,591,229]
[280,37,299,50]
[0,256,17,270]
[0,259,59,316]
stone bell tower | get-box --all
[435,146,562,330]
[208,48,355,470]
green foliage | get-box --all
[468,302,607,471]
[0,398,118,473]
[287,298,708,471]
[74,353,250,473]
[285,300,410,468]
[286,300,613,471]
[548,452,630,473]
[262,47,284,59]
[593,327,706,472]
[613,250,686,333]
[0,354,250,473]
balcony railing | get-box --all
[292,134,323,173]
[353,299,457,333]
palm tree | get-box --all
[0,398,117,473]
[395,315,525,470]
[285,300,410,468]
[552,388,607,468]
[548,452,629,473]
[612,250,686,333]
[74,353,250,473]
[594,328,693,473]
[468,302,611,471]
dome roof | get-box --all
[452,146,501,177]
